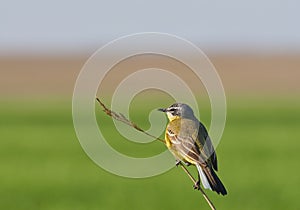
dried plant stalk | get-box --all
[96,97,216,210]
[96,98,164,143]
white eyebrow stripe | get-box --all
[168,107,181,110]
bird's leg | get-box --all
[193,173,201,190]
[175,160,181,167]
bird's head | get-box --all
[158,103,195,121]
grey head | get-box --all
[158,102,195,119]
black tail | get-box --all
[202,166,227,195]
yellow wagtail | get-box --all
[158,103,227,195]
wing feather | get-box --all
[197,122,218,171]
[167,119,218,170]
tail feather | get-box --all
[196,164,212,190]
[196,164,227,195]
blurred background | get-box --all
[1,1,300,209]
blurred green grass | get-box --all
[0,97,300,210]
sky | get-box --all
[1,0,300,54]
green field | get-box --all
[1,97,300,210]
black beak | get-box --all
[157,108,167,112]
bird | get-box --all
[158,103,227,195]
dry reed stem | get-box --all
[96,97,216,210]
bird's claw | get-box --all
[184,162,191,166]
[193,181,200,190]
[175,160,181,167]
